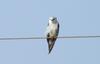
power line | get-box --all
[0,35,100,40]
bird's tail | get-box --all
[48,41,55,54]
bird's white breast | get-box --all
[49,22,58,37]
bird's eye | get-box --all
[52,18,56,21]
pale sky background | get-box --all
[0,0,100,64]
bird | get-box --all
[46,17,59,54]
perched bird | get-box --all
[46,17,59,54]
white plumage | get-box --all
[46,17,59,54]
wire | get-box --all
[0,35,100,40]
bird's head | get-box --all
[49,17,57,24]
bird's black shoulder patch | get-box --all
[47,33,50,43]
[47,33,50,37]
[58,23,59,28]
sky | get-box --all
[0,0,100,64]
